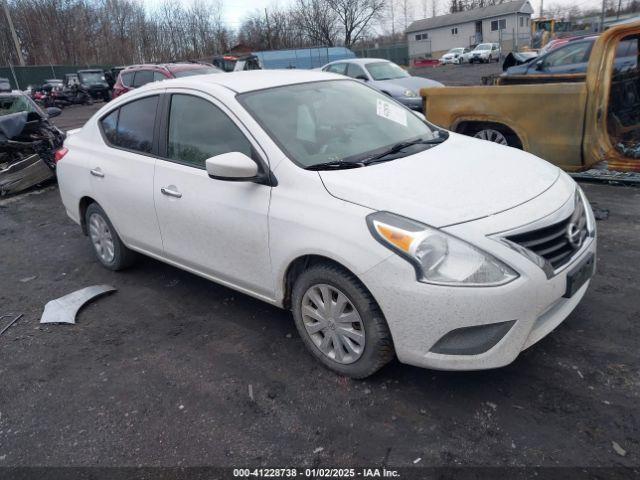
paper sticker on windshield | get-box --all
[376,99,407,126]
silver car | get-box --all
[321,58,443,111]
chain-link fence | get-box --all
[352,43,410,66]
[497,30,532,54]
[0,64,109,90]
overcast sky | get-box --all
[149,0,607,31]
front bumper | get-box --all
[360,179,597,371]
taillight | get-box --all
[54,147,68,163]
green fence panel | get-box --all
[0,65,110,90]
[352,44,409,66]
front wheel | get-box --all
[291,263,394,378]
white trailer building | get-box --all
[407,0,534,63]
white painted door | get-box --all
[153,92,273,298]
[90,94,163,254]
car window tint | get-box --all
[120,72,134,87]
[346,63,366,79]
[133,70,154,88]
[112,96,158,153]
[167,94,252,168]
[153,72,166,82]
[101,109,119,144]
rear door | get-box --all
[91,94,163,254]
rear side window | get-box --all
[166,94,252,168]
[120,72,134,87]
[101,109,118,144]
[100,95,158,154]
[133,70,154,88]
[153,72,166,82]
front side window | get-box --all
[167,94,252,168]
[325,63,347,75]
[346,63,367,79]
[544,41,592,67]
[365,62,409,80]
[239,80,439,168]
[100,95,158,153]
[133,70,154,88]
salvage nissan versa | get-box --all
[57,70,596,378]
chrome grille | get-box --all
[506,194,588,270]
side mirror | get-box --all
[205,151,271,185]
[355,75,368,82]
[46,107,62,118]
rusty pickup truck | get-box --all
[420,21,640,172]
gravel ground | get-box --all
[0,182,638,470]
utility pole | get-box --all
[2,0,25,66]
[616,0,622,19]
[600,0,606,32]
[539,0,544,17]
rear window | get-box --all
[133,70,154,88]
[171,66,221,78]
[120,72,134,87]
[100,95,159,153]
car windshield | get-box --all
[239,80,439,168]
[172,66,221,78]
[365,62,409,81]
[79,72,105,83]
[448,48,464,54]
[0,94,43,117]
[475,44,491,51]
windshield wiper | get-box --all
[305,160,365,171]
[361,136,447,165]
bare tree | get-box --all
[326,0,386,46]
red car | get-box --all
[112,63,222,98]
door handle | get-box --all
[160,187,182,198]
[90,168,104,178]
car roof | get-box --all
[122,62,217,73]
[133,69,345,94]
[325,58,390,66]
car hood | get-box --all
[372,76,444,95]
[318,133,560,228]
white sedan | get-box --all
[440,47,470,64]
[56,70,596,378]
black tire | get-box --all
[291,263,394,379]
[85,203,137,271]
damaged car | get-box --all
[0,91,65,195]
[420,21,640,172]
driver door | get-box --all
[153,91,274,299]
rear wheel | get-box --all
[85,203,137,271]
[462,122,523,149]
[291,263,394,378]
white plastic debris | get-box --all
[313,447,324,454]
[40,285,116,324]
[612,441,627,457]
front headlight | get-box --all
[403,89,418,97]
[367,212,518,286]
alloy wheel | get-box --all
[474,128,508,145]
[301,284,365,364]
[88,213,115,264]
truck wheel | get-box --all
[85,203,137,271]
[291,263,394,379]
[464,123,523,149]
